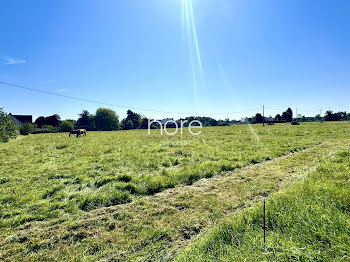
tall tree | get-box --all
[76,110,95,129]
[140,117,149,129]
[34,116,46,128]
[127,110,141,129]
[282,108,293,122]
[95,108,120,130]
[253,113,263,123]
[121,110,141,130]
[76,110,90,127]
[45,114,61,127]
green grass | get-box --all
[177,151,350,261]
[0,123,341,226]
[0,122,349,260]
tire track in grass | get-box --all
[0,140,347,261]
[176,147,350,261]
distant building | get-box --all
[241,118,248,124]
[265,116,286,123]
[157,118,174,125]
[265,117,275,122]
[10,114,33,127]
[305,117,315,122]
[231,120,241,125]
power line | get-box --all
[264,106,321,116]
[0,81,261,116]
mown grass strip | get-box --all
[176,151,350,261]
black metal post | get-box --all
[263,198,266,244]
[259,196,266,244]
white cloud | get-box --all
[4,57,27,65]
[57,88,66,93]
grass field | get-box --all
[0,122,349,261]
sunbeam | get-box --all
[246,118,265,148]
[181,0,204,113]
[187,0,203,72]
[181,0,186,40]
[218,62,264,147]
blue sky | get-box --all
[1,0,349,120]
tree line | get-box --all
[72,110,239,131]
[250,108,293,124]
[2,106,350,143]
[249,108,350,124]
[33,107,350,132]
[34,109,237,132]
[31,108,143,131]
[323,111,350,121]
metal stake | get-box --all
[259,196,266,244]
[263,198,266,244]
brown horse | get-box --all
[69,129,87,137]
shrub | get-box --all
[32,125,58,134]
[32,129,58,134]
[0,108,17,142]
[42,125,55,129]
[59,120,74,132]
[292,121,300,125]
[20,122,34,135]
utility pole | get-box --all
[263,105,265,127]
